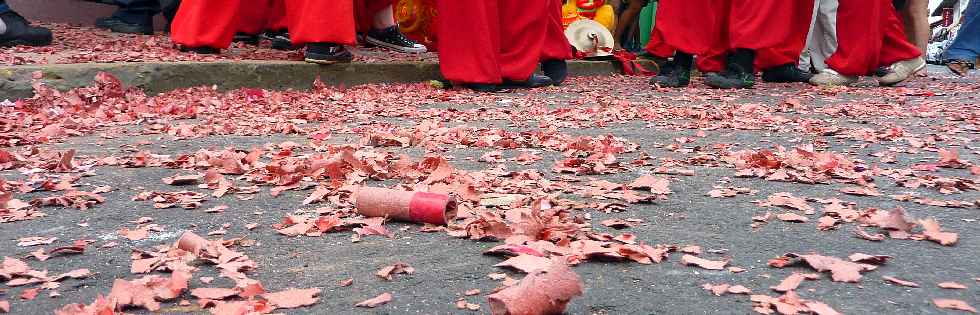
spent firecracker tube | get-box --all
[175,231,208,256]
[354,187,457,225]
[488,262,583,315]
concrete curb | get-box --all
[0,60,646,99]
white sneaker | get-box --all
[877,57,925,86]
[809,69,858,86]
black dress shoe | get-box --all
[541,59,568,85]
[0,11,53,47]
[762,64,813,83]
[179,46,220,54]
[502,74,554,89]
[304,43,353,64]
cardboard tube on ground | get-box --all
[487,262,583,315]
[355,187,457,225]
[175,231,208,256]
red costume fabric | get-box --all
[235,1,269,35]
[644,0,718,57]
[170,0,242,49]
[824,0,921,76]
[646,0,813,72]
[437,0,572,84]
[265,0,289,32]
[285,0,356,46]
[171,0,358,49]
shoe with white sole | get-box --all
[365,26,427,53]
[877,57,925,86]
[809,69,858,86]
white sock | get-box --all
[0,18,7,35]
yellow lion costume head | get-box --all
[562,0,616,31]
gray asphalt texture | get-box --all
[1,65,978,315]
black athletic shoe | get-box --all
[179,46,220,54]
[233,33,260,45]
[705,49,756,89]
[542,59,568,85]
[107,19,153,35]
[648,62,691,87]
[304,43,353,64]
[501,73,554,89]
[704,66,755,89]
[762,64,813,83]
[648,71,691,87]
[0,11,53,47]
[262,30,298,50]
[365,26,426,53]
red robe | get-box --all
[171,0,390,49]
[645,0,813,72]
[824,0,921,76]
[437,0,572,84]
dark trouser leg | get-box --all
[113,0,161,25]
[161,0,180,24]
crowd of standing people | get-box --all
[0,0,976,92]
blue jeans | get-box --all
[945,0,980,61]
[0,1,10,14]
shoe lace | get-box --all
[382,27,418,46]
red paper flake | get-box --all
[261,288,321,309]
[354,292,392,308]
[937,282,967,289]
[883,276,919,288]
[933,299,976,313]
[376,262,415,280]
[680,254,728,270]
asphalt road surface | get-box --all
[1,66,977,314]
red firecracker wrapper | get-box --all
[488,261,583,315]
[355,187,457,225]
[175,231,208,256]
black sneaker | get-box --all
[501,73,554,89]
[648,62,691,87]
[0,11,53,47]
[107,19,153,35]
[262,30,298,50]
[542,59,568,85]
[304,43,353,64]
[705,49,756,89]
[704,66,755,89]
[365,26,426,53]
[762,64,813,83]
[233,33,259,45]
